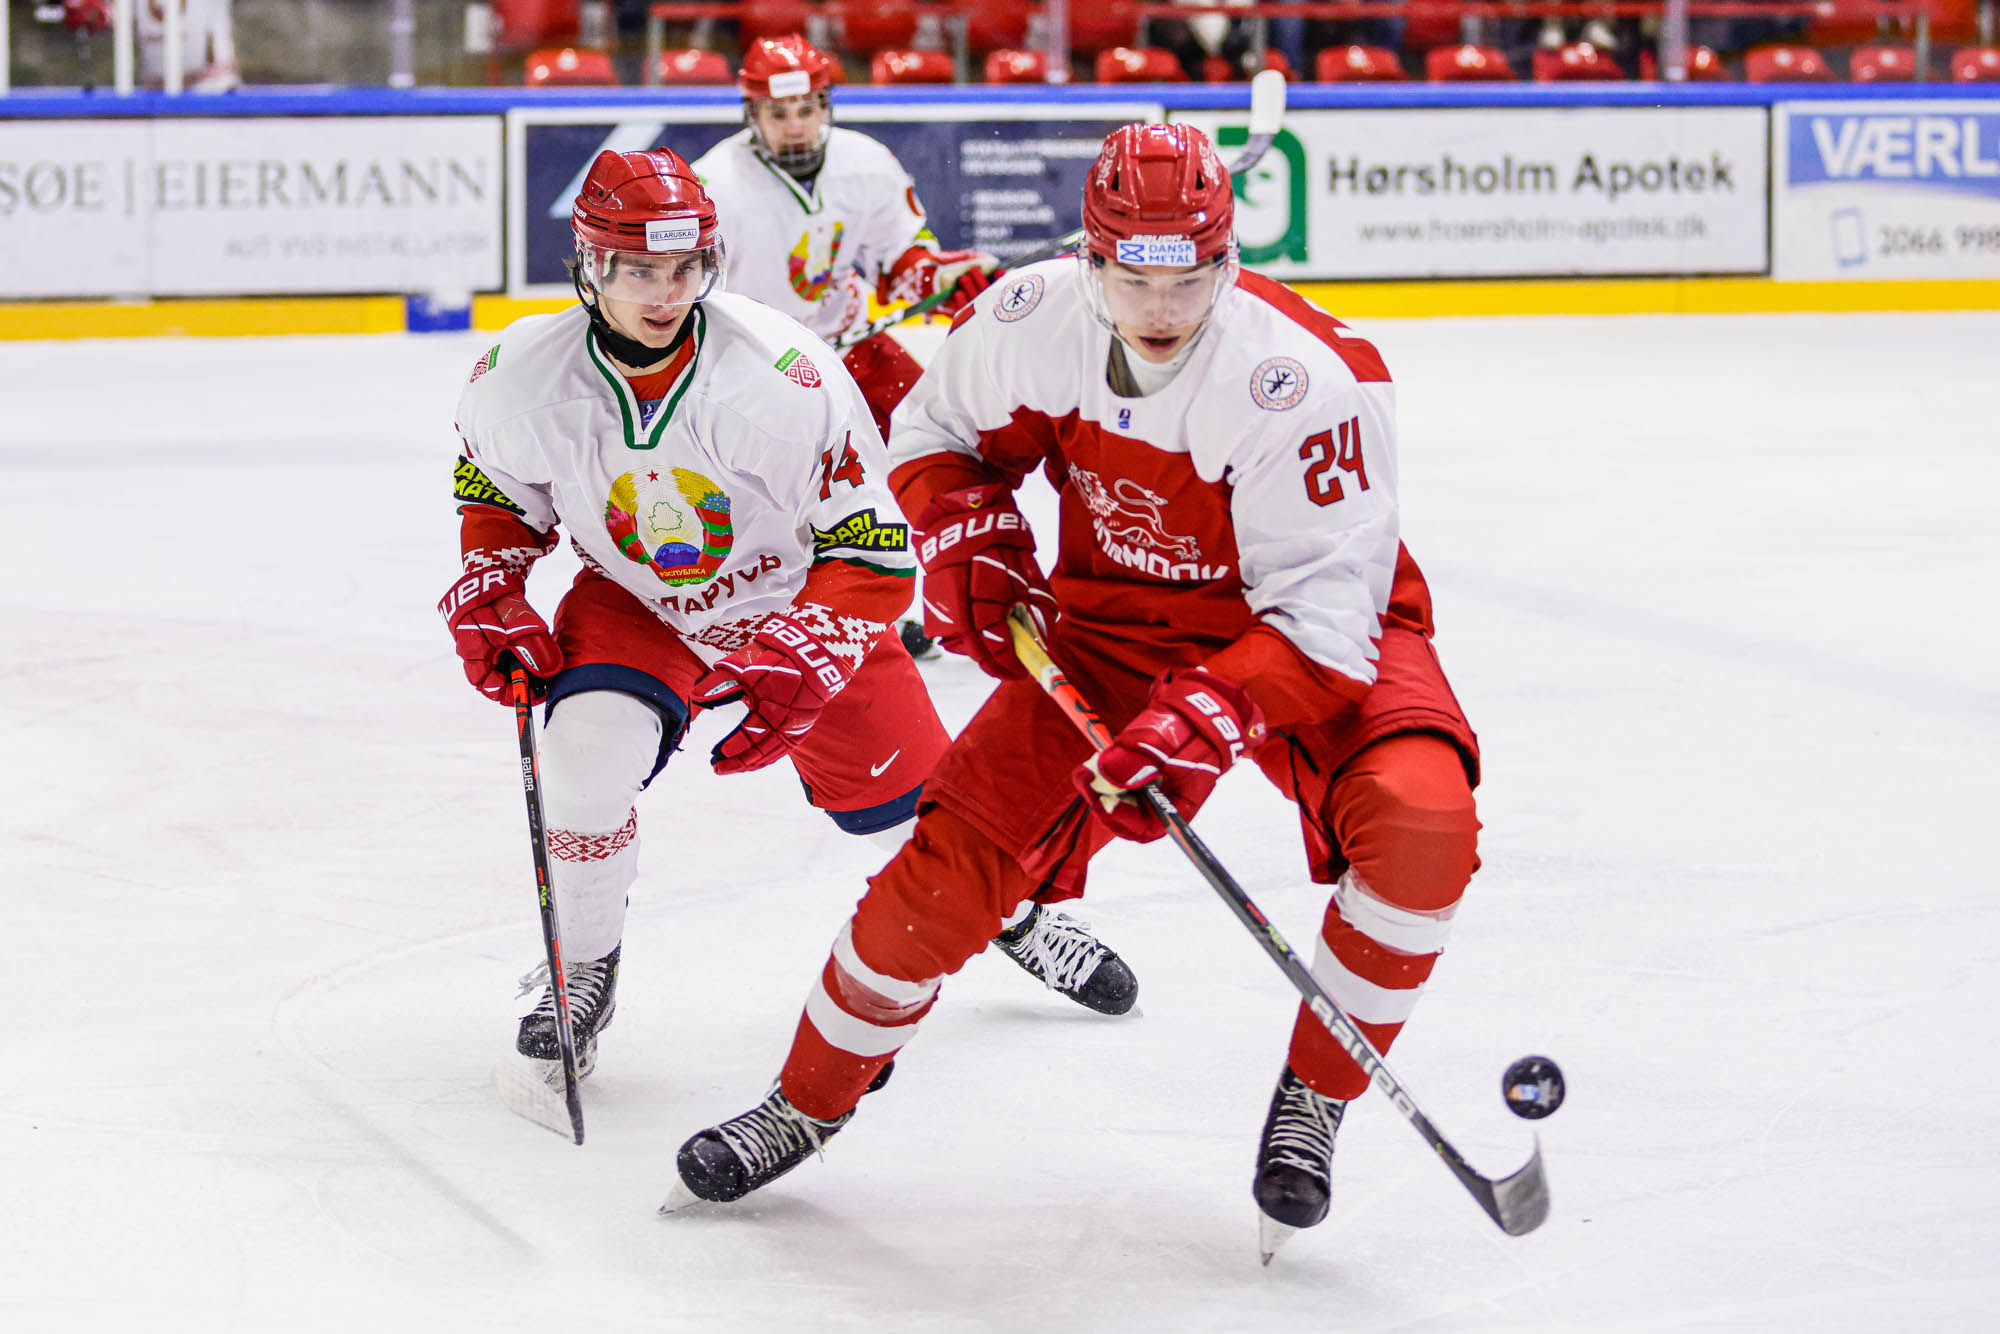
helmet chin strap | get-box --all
[571,264,684,370]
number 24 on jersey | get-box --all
[1299,418,1370,507]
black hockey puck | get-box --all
[1501,1056,1565,1120]
[899,618,938,660]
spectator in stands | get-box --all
[137,0,239,92]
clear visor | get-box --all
[1084,251,1236,336]
[580,241,724,307]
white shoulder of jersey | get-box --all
[689,129,760,188]
[454,305,593,437]
[685,293,859,438]
[823,126,910,182]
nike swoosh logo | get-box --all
[869,750,902,778]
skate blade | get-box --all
[1257,1213,1300,1267]
[658,1175,708,1216]
[493,1057,577,1140]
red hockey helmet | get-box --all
[737,34,835,101]
[571,149,725,306]
[1081,123,1236,267]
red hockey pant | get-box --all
[779,730,1478,1118]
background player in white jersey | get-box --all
[691,34,998,444]
[666,125,1483,1260]
[437,149,1133,1088]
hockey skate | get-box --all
[516,943,620,1081]
[993,903,1138,1015]
[663,1063,894,1211]
[1253,1065,1347,1264]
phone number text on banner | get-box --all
[1775,100,2000,280]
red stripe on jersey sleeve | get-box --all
[1235,271,1391,384]
[798,556,914,629]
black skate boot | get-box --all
[993,903,1138,1015]
[666,1062,894,1209]
[515,944,619,1078]
[1253,1065,1347,1264]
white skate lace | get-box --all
[714,1090,840,1176]
[1001,908,1108,993]
[1266,1076,1345,1179]
[516,956,614,1021]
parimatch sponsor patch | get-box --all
[812,508,910,556]
[453,456,525,515]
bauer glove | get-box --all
[1076,668,1266,842]
[912,483,1056,681]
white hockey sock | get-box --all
[538,690,663,961]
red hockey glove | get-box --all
[690,611,854,775]
[913,483,1055,681]
[438,566,563,703]
[882,248,999,316]
[1074,668,1266,843]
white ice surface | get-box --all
[4,312,1997,1332]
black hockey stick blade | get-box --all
[1446,1135,1550,1236]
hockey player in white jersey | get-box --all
[690,34,998,443]
[437,149,1134,1089]
[665,125,1482,1261]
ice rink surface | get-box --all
[4,310,1997,1333]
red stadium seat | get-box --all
[1096,45,1186,82]
[1744,45,1837,81]
[1315,45,1408,82]
[1249,49,1296,79]
[984,47,1047,83]
[1807,0,1891,44]
[870,48,956,83]
[1954,46,2000,81]
[740,0,816,44]
[1426,44,1516,81]
[1532,41,1625,80]
[495,0,579,50]
[1201,54,1235,82]
[959,0,1030,57]
[1070,2,1142,56]
[1850,44,1918,81]
[1401,0,1464,52]
[841,0,920,57]
[1637,44,1730,79]
[656,48,733,85]
[524,46,619,86]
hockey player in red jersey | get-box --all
[438,149,1134,1099]
[665,123,1482,1256]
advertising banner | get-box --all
[1171,107,1769,280]
[0,117,502,299]
[507,104,1158,296]
[1774,100,2000,280]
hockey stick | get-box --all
[831,70,1288,353]
[1005,607,1549,1239]
[491,662,587,1145]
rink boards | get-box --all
[2,81,1996,336]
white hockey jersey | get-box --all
[452,295,913,663]
[693,127,936,344]
[890,260,1410,697]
